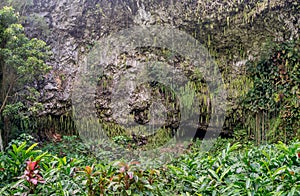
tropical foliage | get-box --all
[0,6,51,151]
[240,40,300,143]
[0,137,299,195]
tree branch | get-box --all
[0,82,14,114]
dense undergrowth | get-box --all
[0,135,299,196]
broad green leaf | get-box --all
[11,144,18,154]
[220,167,231,181]
[272,166,286,177]
[16,142,27,152]
[33,152,49,162]
[208,169,219,181]
[246,178,251,189]
[25,143,38,154]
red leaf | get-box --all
[127,172,134,179]
[85,166,92,175]
[130,161,140,165]
[119,166,125,173]
[27,161,38,171]
[30,178,38,185]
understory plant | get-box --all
[0,139,299,195]
[241,39,300,143]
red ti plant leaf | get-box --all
[120,166,125,173]
[127,172,134,179]
[85,166,93,175]
[130,161,140,166]
[30,178,38,185]
[20,159,45,187]
[26,160,39,171]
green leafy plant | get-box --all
[0,6,51,151]
[112,135,132,147]
[0,142,47,184]
[241,39,300,143]
[18,159,45,194]
[6,133,36,150]
[79,163,115,195]
[0,138,299,195]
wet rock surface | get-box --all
[16,0,299,133]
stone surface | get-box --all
[15,0,299,132]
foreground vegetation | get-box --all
[0,135,299,195]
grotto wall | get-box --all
[8,0,298,132]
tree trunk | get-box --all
[0,129,3,152]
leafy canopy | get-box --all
[0,6,51,117]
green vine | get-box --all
[241,39,300,142]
